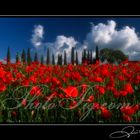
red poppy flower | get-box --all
[34,100,40,107]
[96,86,105,95]
[118,75,125,81]
[52,77,60,86]
[22,99,27,106]
[58,93,65,98]
[21,79,30,87]
[45,92,57,101]
[29,76,37,84]
[81,84,88,94]
[124,83,134,94]
[71,72,82,82]
[100,106,111,119]
[122,114,132,122]
[133,104,139,112]
[94,77,103,82]
[69,100,77,109]
[85,95,94,103]
[11,111,17,117]
[120,106,135,116]
[113,89,120,98]
[0,84,6,92]
[30,86,42,96]
[101,68,109,77]
[92,102,100,111]
[0,68,6,79]
[61,86,78,98]
[119,90,128,96]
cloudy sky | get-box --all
[1,17,140,63]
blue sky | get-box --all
[1,17,140,62]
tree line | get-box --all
[6,46,127,65]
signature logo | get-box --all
[109,126,140,138]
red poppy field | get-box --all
[0,60,140,123]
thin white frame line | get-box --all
[0,124,140,125]
[0,15,139,125]
[0,15,140,16]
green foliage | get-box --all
[100,48,127,64]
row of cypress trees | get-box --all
[6,46,99,65]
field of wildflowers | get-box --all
[0,60,140,123]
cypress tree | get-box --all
[46,48,50,65]
[82,50,84,64]
[21,49,26,63]
[34,52,38,62]
[27,48,32,65]
[41,55,44,64]
[57,54,59,65]
[52,54,55,65]
[87,50,90,64]
[88,50,90,61]
[83,49,87,63]
[57,54,62,65]
[7,47,10,64]
[90,50,93,64]
[16,52,20,63]
[60,54,62,65]
[64,51,67,65]
[96,46,99,61]
[71,47,75,64]
[76,51,78,65]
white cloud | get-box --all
[31,24,80,63]
[31,21,140,62]
[52,35,78,63]
[31,34,80,63]
[31,25,44,48]
[86,20,140,60]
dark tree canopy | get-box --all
[100,48,127,64]
[112,50,127,64]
